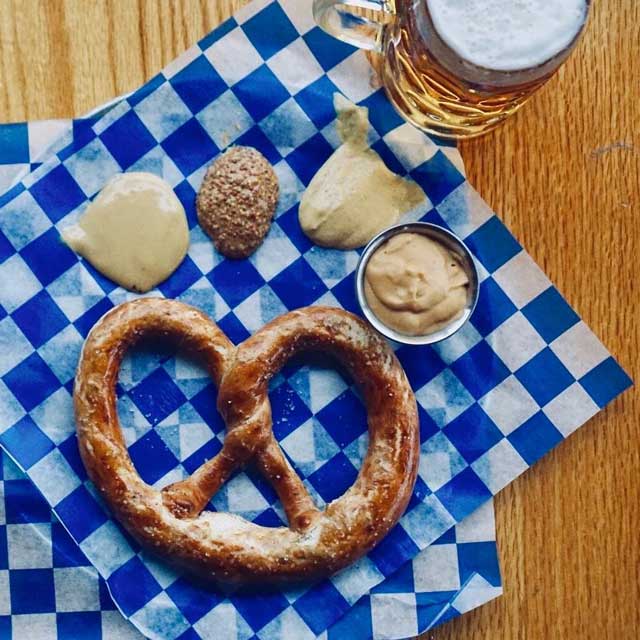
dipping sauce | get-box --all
[299,94,425,250]
[364,233,470,336]
[63,172,189,293]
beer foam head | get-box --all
[427,0,588,71]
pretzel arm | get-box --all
[162,416,272,518]
[255,435,321,532]
[161,453,237,518]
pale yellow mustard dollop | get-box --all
[62,172,189,293]
[298,95,425,250]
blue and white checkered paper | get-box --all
[0,0,631,638]
[0,114,502,640]
[0,446,500,640]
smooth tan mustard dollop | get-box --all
[364,233,470,336]
[299,94,425,250]
[63,172,189,293]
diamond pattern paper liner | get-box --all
[0,114,502,640]
[0,0,631,639]
[0,449,500,640]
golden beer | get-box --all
[314,0,590,139]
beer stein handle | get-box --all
[312,0,394,51]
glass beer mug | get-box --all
[313,0,590,139]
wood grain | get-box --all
[0,1,638,638]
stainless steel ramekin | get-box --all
[355,222,480,346]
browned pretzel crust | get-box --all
[74,299,419,585]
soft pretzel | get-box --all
[74,299,419,585]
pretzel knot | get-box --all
[74,299,419,585]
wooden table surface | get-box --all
[1,1,638,638]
